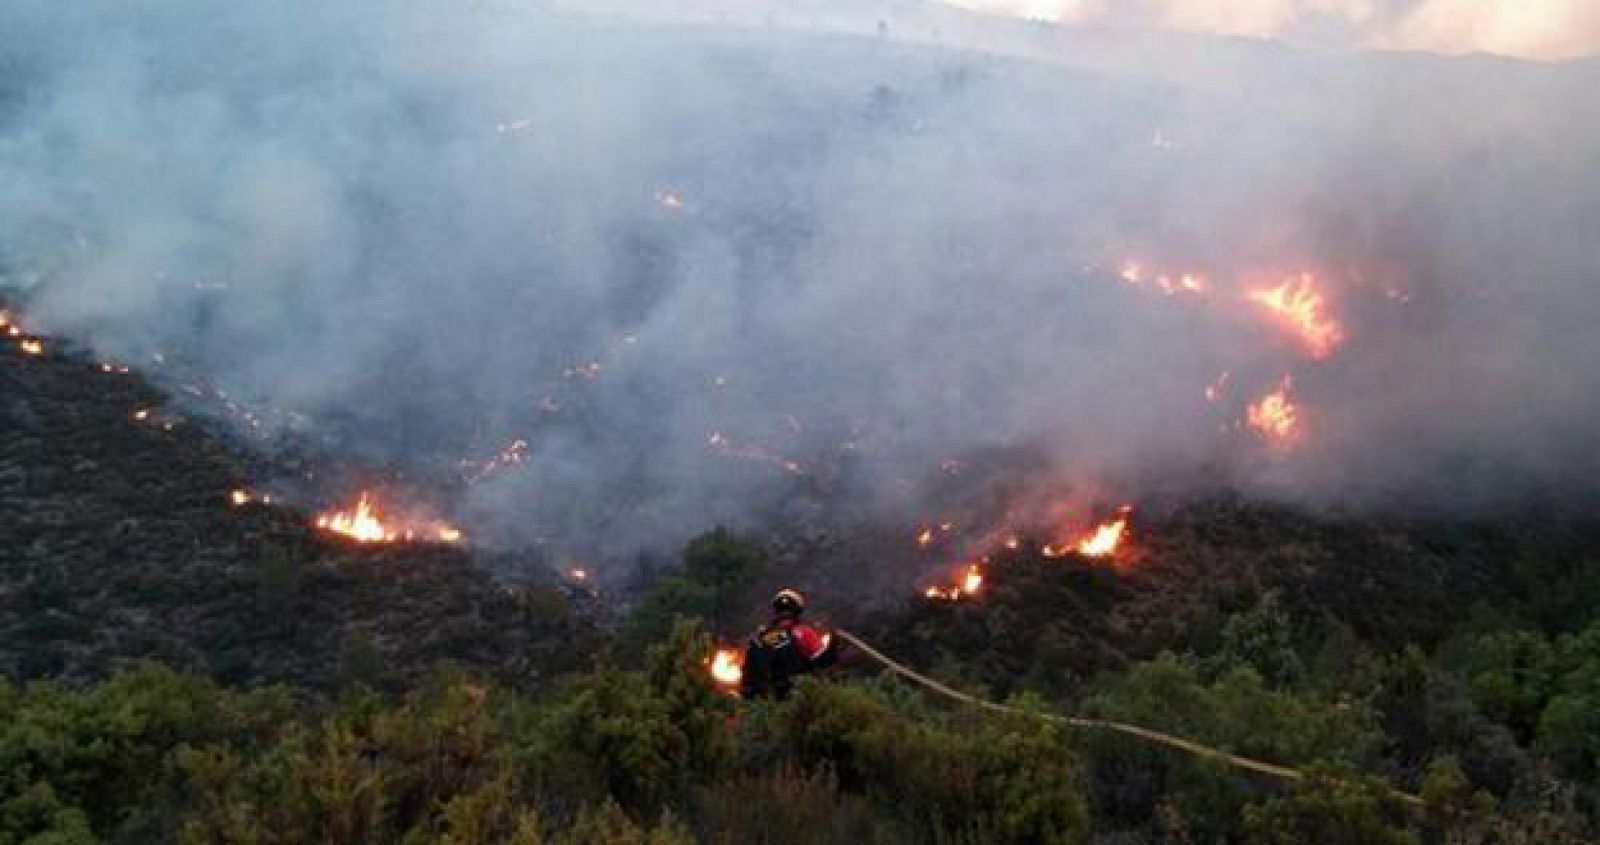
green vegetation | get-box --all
[3,525,1597,843]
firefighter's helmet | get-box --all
[772,588,806,616]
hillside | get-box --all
[4,313,1598,843]
[0,318,596,690]
[3,4,1599,843]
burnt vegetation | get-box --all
[3,325,1599,844]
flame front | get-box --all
[926,562,985,601]
[1043,508,1134,559]
[1248,274,1344,360]
[961,564,984,593]
[708,648,743,692]
[3,311,45,355]
[1248,377,1298,442]
[317,492,394,542]
[315,491,463,544]
[1076,510,1131,557]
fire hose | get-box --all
[832,629,1425,810]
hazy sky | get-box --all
[940,0,1600,60]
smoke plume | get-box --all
[3,0,1599,563]
[941,0,1600,61]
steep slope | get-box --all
[0,321,593,689]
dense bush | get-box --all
[4,525,1599,843]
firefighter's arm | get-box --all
[812,632,839,669]
[797,627,839,669]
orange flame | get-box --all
[1247,377,1298,442]
[961,563,984,593]
[925,562,985,601]
[708,647,743,692]
[315,491,464,544]
[1043,507,1133,559]
[1248,273,1344,360]
[3,311,45,355]
[1076,509,1131,557]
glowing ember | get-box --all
[708,648,743,692]
[315,491,464,544]
[1248,273,1344,360]
[463,438,531,485]
[656,189,686,213]
[707,431,807,476]
[1156,273,1208,296]
[1116,261,1207,297]
[1204,370,1232,403]
[133,409,151,421]
[229,489,251,507]
[1248,377,1299,442]
[18,339,43,356]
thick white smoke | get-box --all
[3,0,1598,564]
[940,0,1600,61]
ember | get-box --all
[707,431,807,475]
[462,438,531,485]
[656,189,686,213]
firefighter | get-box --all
[739,588,838,699]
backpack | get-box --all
[739,622,809,698]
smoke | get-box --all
[3,0,1599,564]
[941,0,1600,61]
